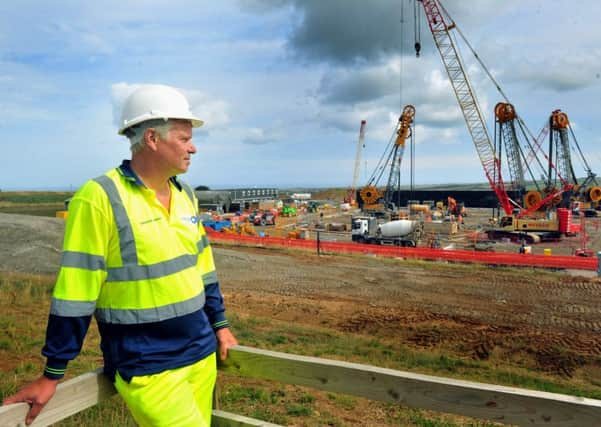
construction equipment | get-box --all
[415,0,574,241]
[575,211,593,257]
[548,109,601,209]
[286,229,307,239]
[494,102,526,202]
[280,206,297,217]
[417,1,513,215]
[345,120,367,206]
[252,212,276,226]
[235,222,257,236]
[359,105,415,213]
[351,217,419,246]
[493,103,563,212]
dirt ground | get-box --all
[2,212,600,387]
[216,246,601,380]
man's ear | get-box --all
[144,128,160,151]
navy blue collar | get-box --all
[117,160,183,191]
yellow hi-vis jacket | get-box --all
[42,161,228,381]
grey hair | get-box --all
[126,119,173,154]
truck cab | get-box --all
[351,216,376,243]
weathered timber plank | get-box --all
[3,346,601,426]
[0,371,279,427]
[0,369,116,427]
[212,410,282,427]
[220,345,601,427]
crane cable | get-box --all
[414,0,421,57]
[436,0,543,177]
[367,127,401,185]
[399,0,405,113]
[569,125,596,181]
[436,1,509,102]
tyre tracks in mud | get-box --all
[214,246,601,377]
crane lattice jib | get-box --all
[525,122,549,165]
[499,120,525,192]
[384,106,414,207]
[495,103,525,193]
[555,128,577,185]
[351,120,367,195]
[420,0,513,215]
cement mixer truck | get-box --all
[351,216,420,247]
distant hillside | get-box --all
[284,183,492,201]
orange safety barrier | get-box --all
[206,230,598,272]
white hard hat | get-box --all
[118,84,204,135]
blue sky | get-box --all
[1,0,599,190]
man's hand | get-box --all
[3,376,59,425]
[215,328,238,360]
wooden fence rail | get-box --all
[2,345,601,427]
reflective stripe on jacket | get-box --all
[50,167,216,324]
[43,163,226,381]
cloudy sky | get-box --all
[1,0,599,190]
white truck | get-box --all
[351,216,418,247]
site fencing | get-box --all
[206,230,599,272]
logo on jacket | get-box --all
[181,215,201,225]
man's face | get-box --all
[156,120,196,175]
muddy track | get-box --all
[214,246,601,379]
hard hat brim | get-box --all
[118,116,204,135]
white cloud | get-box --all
[0,0,598,190]
[242,126,286,145]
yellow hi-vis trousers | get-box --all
[114,353,217,427]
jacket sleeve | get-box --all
[197,225,230,331]
[42,315,92,379]
[42,185,111,379]
[203,281,229,331]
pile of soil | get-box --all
[0,213,64,274]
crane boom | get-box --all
[384,105,415,209]
[494,102,525,194]
[549,110,578,186]
[418,0,514,215]
[349,120,367,204]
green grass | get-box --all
[0,191,73,217]
[0,192,73,204]
[225,313,601,401]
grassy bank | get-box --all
[0,192,73,217]
[0,191,72,205]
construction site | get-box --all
[1,1,601,426]
[190,0,601,261]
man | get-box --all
[3,84,238,426]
